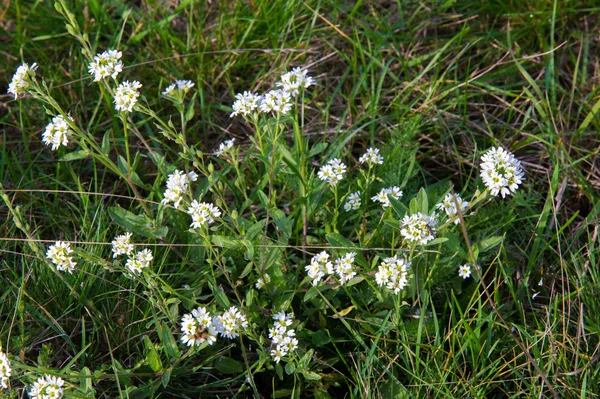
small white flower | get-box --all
[375,255,410,294]
[162,79,194,96]
[216,306,248,339]
[42,115,75,151]
[114,80,142,113]
[436,193,469,224]
[214,138,236,157]
[88,50,123,81]
[269,310,297,363]
[8,62,38,99]
[0,347,11,389]
[231,91,261,117]
[372,186,402,208]
[28,374,65,399]
[318,158,346,187]
[276,67,315,97]
[111,232,134,258]
[305,251,333,285]
[187,200,221,229]
[344,191,361,212]
[400,213,437,245]
[125,248,152,274]
[458,264,471,279]
[358,147,383,165]
[161,170,198,209]
[46,241,77,273]
[480,147,524,198]
[255,273,271,289]
[334,252,357,284]
[259,89,292,114]
[180,307,218,347]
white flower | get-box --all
[125,249,152,274]
[371,186,402,208]
[216,306,248,339]
[46,241,76,273]
[114,80,142,113]
[214,138,236,157]
[259,89,292,114]
[161,170,198,209]
[180,307,218,347]
[8,63,38,99]
[28,374,65,399]
[163,79,194,96]
[400,213,437,245]
[269,311,297,363]
[458,264,471,279]
[318,158,346,187]
[111,232,134,258]
[276,67,315,97]
[436,193,469,224]
[344,191,361,212]
[480,147,524,198]
[0,348,11,389]
[334,252,357,284]
[375,255,410,294]
[42,115,75,151]
[255,273,271,289]
[88,50,123,81]
[358,147,383,165]
[231,91,261,117]
[187,200,221,229]
[305,251,333,285]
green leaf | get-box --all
[117,155,129,175]
[245,219,266,241]
[326,232,368,268]
[479,236,504,253]
[214,357,243,374]
[301,370,322,381]
[417,187,428,214]
[285,362,296,375]
[389,196,407,220]
[312,330,330,347]
[108,207,168,238]
[101,131,111,155]
[158,322,180,358]
[239,262,253,279]
[211,284,230,308]
[211,235,241,250]
[272,208,292,240]
[304,285,331,302]
[257,190,270,208]
[60,150,90,162]
[143,336,162,372]
[308,142,328,158]
[426,237,448,246]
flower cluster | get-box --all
[260,89,292,115]
[180,307,218,347]
[269,311,298,363]
[480,147,524,198]
[230,91,261,117]
[187,201,221,229]
[46,241,76,273]
[458,264,471,279]
[162,79,194,96]
[29,375,65,399]
[277,67,315,97]
[436,193,468,224]
[375,255,410,294]
[358,147,383,166]
[114,80,142,113]
[305,251,357,286]
[161,169,198,209]
[214,138,236,157]
[334,252,357,284]
[111,232,134,258]
[217,306,249,339]
[125,248,153,274]
[8,62,37,99]
[42,115,75,151]
[400,213,437,245]
[344,191,361,212]
[0,347,11,389]
[255,273,271,289]
[372,186,402,208]
[318,158,346,187]
[88,50,123,81]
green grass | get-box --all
[1,0,599,398]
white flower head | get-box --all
[0,348,11,389]
[8,62,38,99]
[114,80,142,113]
[436,193,469,224]
[214,138,236,157]
[269,310,297,363]
[375,255,410,294]
[344,191,361,212]
[318,158,346,187]
[111,232,134,258]
[400,213,437,245]
[458,264,471,279]
[259,89,292,115]
[28,374,65,399]
[334,252,357,284]
[46,241,77,273]
[180,307,218,347]
[88,50,123,81]
[42,115,75,151]
[216,306,248,339]
[161,170,198,209]
[480,147,524,198]
[187,200,221,229]
[372,186,403,208]
[276,67,315,97]
[125,248,152,274]
[255,273,271,289]
[358,147,383,165]
[163,79,194,97]
[231,91,261,117]
[305,251,333,286]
